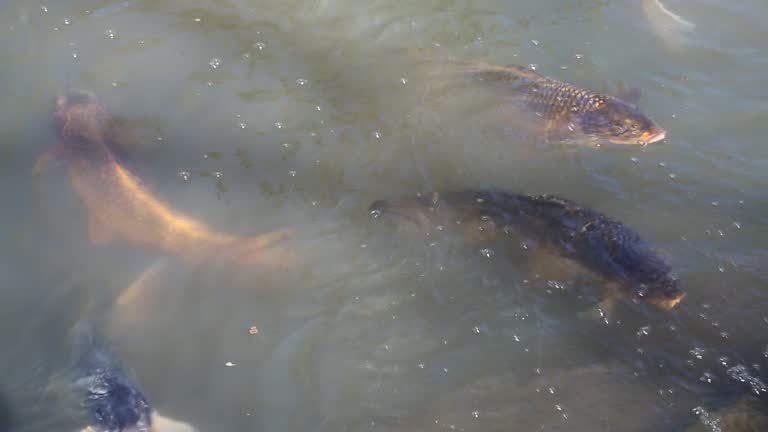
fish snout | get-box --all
[638,127,666,145]
[648,290,686,310]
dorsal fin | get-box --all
[502,64,545,81]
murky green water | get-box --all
[1,0,767,431]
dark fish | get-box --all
[70,320,151,432]
[370,190,685,310]
[458,61,666,145]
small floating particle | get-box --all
[248,326,259,335]
[224,361,236,367]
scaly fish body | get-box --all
[458,61,666,145]
[370,190,685,310]
[70,320,152,432]
[36,91,291,266]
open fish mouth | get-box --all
[647,291,686,310]
[638,128,666,145]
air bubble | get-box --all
[726,365,768,395]
[689,347,705,360]
[213,172,223,178]
[289,170,296,177]
[574,53,584,59]
[372,131,382,139]
[106,29,116,39]
[472,326,481,334]
[471,411,479,418]
[63,18,71,25]
[72,52,78,59]
[480,248,495,258]
[296,78,308,86]
[40,6,48,13]
[254,42,265,51]
[178,171,190,182]
[699,372,714,383]
[209,58,222,69]
[274,122,283,129]
[237,122,247,129]
[400,77,408,85]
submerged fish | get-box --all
[642,0,696,51]
[370,190,685,311]
[455,60,666,145]
[34,91,292,268]
[70,320,198,432]
[70,320,151,432]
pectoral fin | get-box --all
[579,281,623,324]
[32,143,67,175]
[87,213,115,245]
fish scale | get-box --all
[523,80,605,118]
[455,60,664,145]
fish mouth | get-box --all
[637,128,666,145]
[647,291,686,311]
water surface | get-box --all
[1,0,767,430]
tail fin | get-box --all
[223,228,298,269]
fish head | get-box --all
[641,278,686,311]
[578,96,666,145]
[54,90,111,145]
[369,192,442,230]
[83,377,152,432]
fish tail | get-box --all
[653,0,696,28]
[225,228,298,269]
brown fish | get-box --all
[454,60,666,145]
[34,91,292,268]
[370,190,685,312]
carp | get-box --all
[34,91,292,268]
[370,190,685,312]
[69,320,197,432]
[436,59,666,146]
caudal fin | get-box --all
[226,228,298,269]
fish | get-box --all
[452,60,666,145]
[33,91,293,268]
[642,0,696,52]
[70,319,152,432]
[369,190,685,311]
[70,320,199,432]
